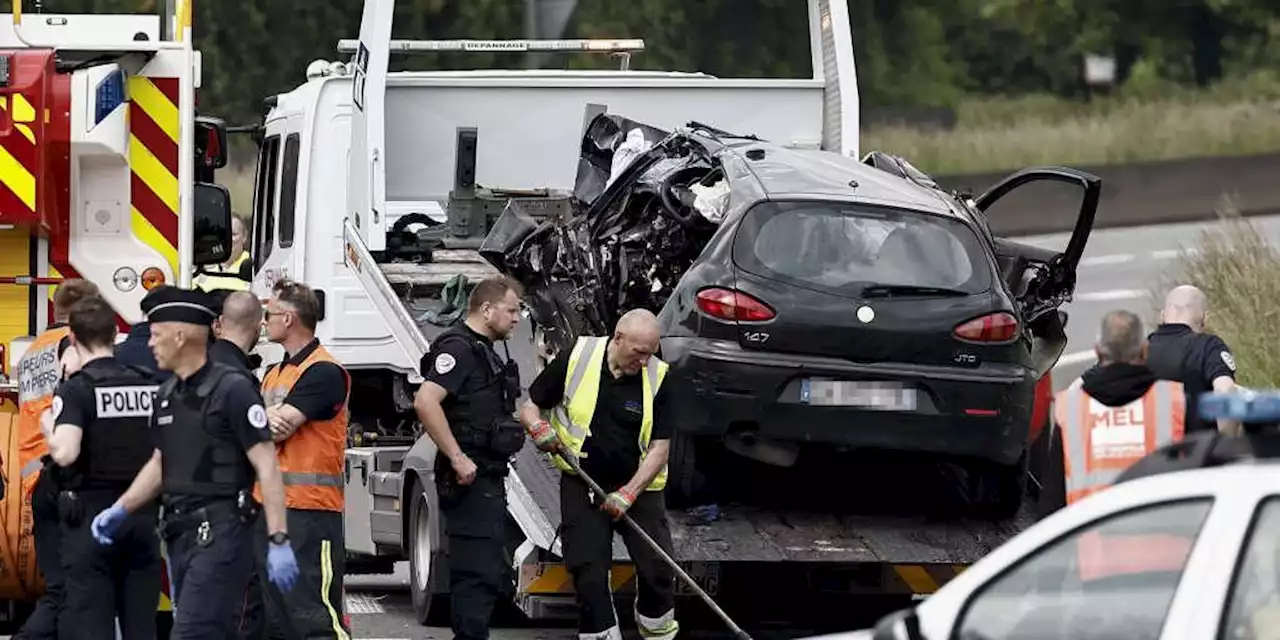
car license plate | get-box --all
[674,562,720,597]
[801,379,918,411]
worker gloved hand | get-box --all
[600,487,637,520]
[90,502,128,546]
[267,540,300,592]
[526,419,561,453]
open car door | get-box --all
[971,166,1102,376]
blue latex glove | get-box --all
[91,503,128,545]
[267,541,299,592]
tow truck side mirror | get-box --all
[193,182,233,266]
[195,116,229,170]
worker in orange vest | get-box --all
[241,279,352,640]
[1052,309,1189,582]
[12,278,100,640]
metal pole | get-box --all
[557,451,753,640]
[160,0,178,41]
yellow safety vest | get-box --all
[194,251,250,292]
[548,336,669,492]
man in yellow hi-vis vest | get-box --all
[519,309,681,640]
[194,214,250,293]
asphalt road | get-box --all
[343,213,1280,639]
[1021,212,1280,391]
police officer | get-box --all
[86,287,299,640]
[413,276,527,640]
[14,277,100,640]
[41,295,162,639]
[1146,284,1241,435]
[209,290,264,376]
[115,285,169,378]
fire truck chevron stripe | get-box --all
[0,143,35,211]
[127,76,179,277]
[129,77,179,142]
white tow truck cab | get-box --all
[241,0,1049,626]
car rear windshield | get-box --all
[732,200,993,296]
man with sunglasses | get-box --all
[240,279,353,639]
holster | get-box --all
[58,490,84,528]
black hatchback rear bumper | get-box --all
[661,337,1036,467]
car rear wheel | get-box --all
[666,432,701,508]
[409,485,439,625]
[966,454,1028,520]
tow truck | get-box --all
[0,2,234,633]
[234,0,1064,628]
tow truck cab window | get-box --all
[278,133,300,248]
[1220,496,1280,639]
[952,498,1212,640]
[252,133,281,267]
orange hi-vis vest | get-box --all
[1054,378,1189,583]
[1054,378,1186,505]
[15,326,70,491]
[254,342,350,512]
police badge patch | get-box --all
[51,395,63,421]
[435,353,456,375]
[1221,351,1237,372]
[248,404,269,430]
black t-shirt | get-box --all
[265,339,349,422]
[155,360,272,510]
[421,324,497,398]
[1147,323,1237,433]
[527,345,676,492]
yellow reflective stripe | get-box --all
[0,142,36,210]
[320,539,351,640]
[128,134,179,212]
[131,205,179,275]
[129,77,180,142]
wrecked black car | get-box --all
[480,113,1099,519]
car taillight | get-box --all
[954,312,1019,343]
[695,287,775,322]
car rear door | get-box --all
[969,167,1102,376]
[720,199,1013,368]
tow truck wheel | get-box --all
[409,487,439,625]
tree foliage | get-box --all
[3,0,1277,126]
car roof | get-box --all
[717,138,958,216]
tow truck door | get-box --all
[970,166,1102,376]
[345,0,393,251]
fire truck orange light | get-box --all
[141,268,166,290]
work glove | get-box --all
[91,502,128,545]
[600,487,637,520]
[526,419,562,453]
[267,541,300,592]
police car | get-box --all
[815,391,1280,640]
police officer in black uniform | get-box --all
[208,290,264,376]
[413,276,527,640]
[42,295,162,639]
[1146,285,1241,434]
[87,287,299,640]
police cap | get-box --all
[143,286,219,326]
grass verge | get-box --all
[1147,207,1280,388]
[862,71,1280,176]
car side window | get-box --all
[953,499,1213,640]
[1220,496,1280,639]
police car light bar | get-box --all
[335,38,646,55]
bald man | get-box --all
[1146,285,1240,434]
[210,290,263,375]
[519,308,682,640]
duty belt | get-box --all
[160,495,256,538]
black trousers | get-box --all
[15,470,64,640]
[58,490,161,640]
[239,508,350,640]
[560,474,677,638]
[440,472,508,640]
[166,504,257,640]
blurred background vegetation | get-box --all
[10,0,1280,176]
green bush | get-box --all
[1148,208,1280,388]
